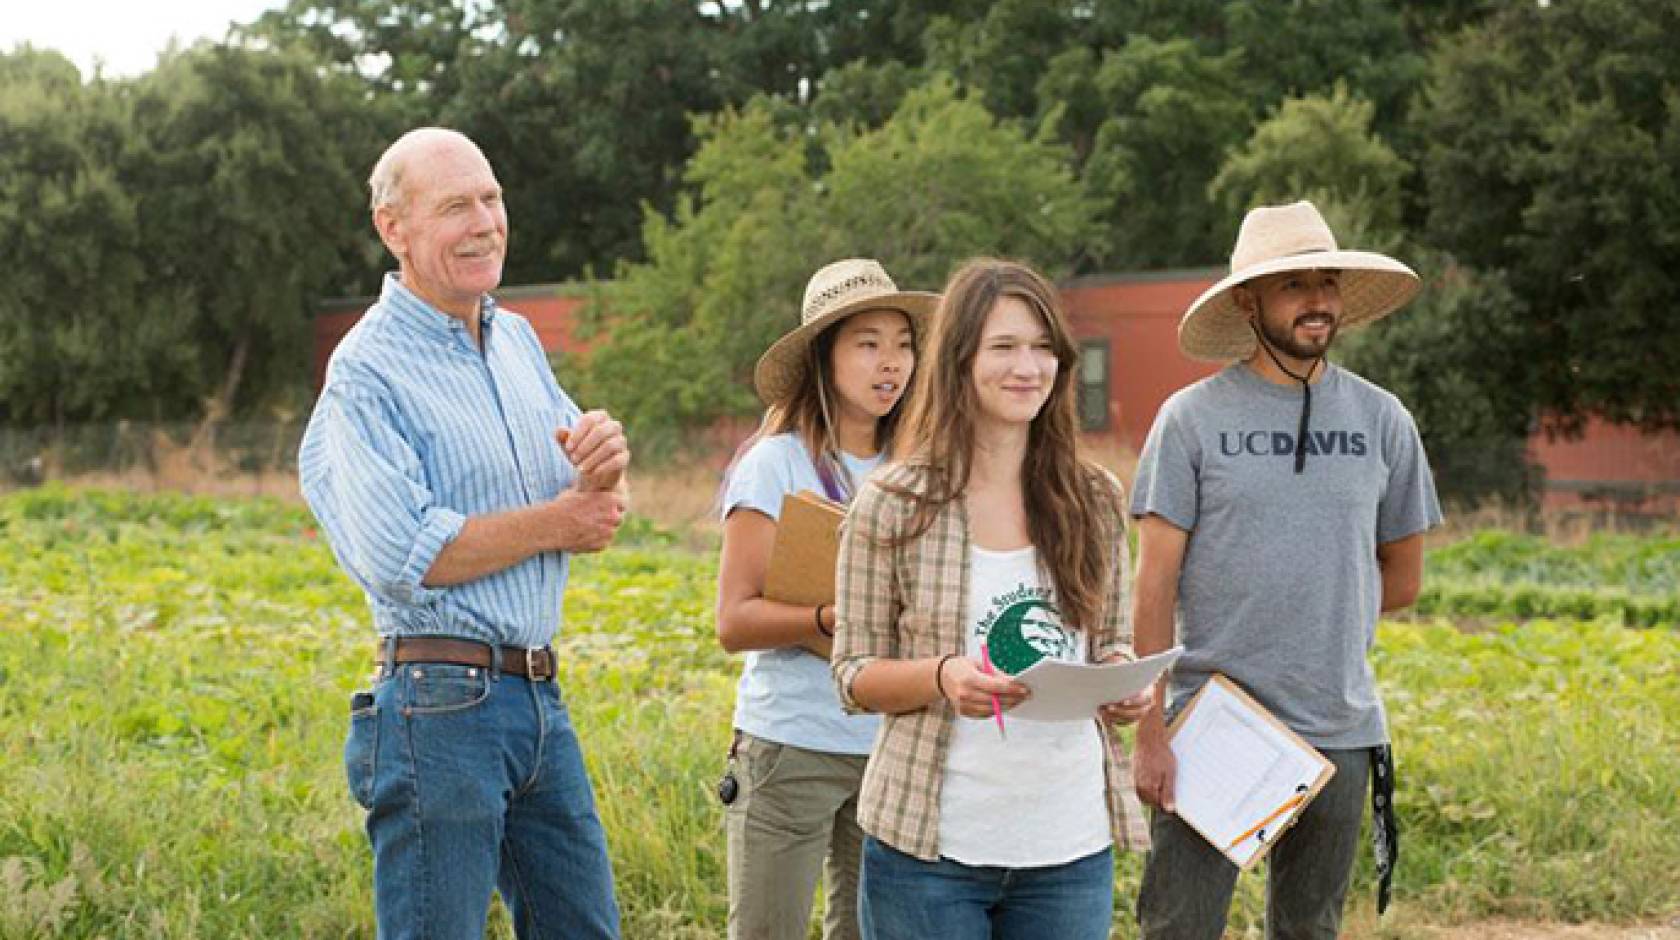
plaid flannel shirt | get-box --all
[832,461,1151,862]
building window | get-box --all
[1078,338,1109,431]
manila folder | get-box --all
[763,490,845,606]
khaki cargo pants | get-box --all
[726,731,868,940]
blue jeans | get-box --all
[345,663,620,939]
[857,837,1114,940]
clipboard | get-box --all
[762,490,844,606]
[1166,674,1336,870]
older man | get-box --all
[300,127,627,939]
[1130,201,1442,938]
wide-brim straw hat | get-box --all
[1179,200,1421,361]
[753,258,938,405]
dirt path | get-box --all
[1350,921,1680,939]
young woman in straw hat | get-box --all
[831,259,1152,940]
[714,258,935,940]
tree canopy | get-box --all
[2,0,1676,504]
[569,79,1098,444]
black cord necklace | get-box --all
[1251,324,1324,475]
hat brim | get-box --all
[1178,250,1421,362]
[753,292,939,405]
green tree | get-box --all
[247,1,989,284]
[1059,37,1252,269]
[0,49,191,426]
[1416,0,1680,432]
[1210,83,1410,243]
[442,0,744,282]
[243,0,485,108]
[922,0,1092,121]
[570,79,1100,444]
[1336,252,1538,505]
[123,43,390,424]
[1222,0,1423,137]
[1088,0,1424,140]
[821,78,1098,287]
[809,58,924,129]
[566,102,818,443]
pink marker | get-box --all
[979,641,1006,740]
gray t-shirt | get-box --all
[1130,363,1443,748]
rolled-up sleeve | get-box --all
[299,384,465,607]
[832,479,902,713]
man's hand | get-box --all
[557,410,629,492]
[1132,718,1177,813]
[548,488,626,554]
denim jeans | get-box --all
[345,663,620,940]
[858,837,1114,940]
[1136,747,1370,940]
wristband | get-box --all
[934,654,957,701]
[814,604,834,638]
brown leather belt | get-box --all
[376,636,557,681]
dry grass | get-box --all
[1434,501,1679,546]
[1083,431,1143,490]
[1342,902,1680,940]
[11,426,1670,546]
[630,460,727,545]
[1358,922,1680,940]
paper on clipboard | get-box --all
[1167,675,1336,870]
[1008,646,1183,722]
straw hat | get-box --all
[753,258,938,405]
[1179,201,1421,361]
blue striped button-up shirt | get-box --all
[299,274,582,648]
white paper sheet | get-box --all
[1007,647,1184,722]
[1169,678,1330,868]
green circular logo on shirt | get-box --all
[985,599,1075,675]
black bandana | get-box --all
[1371,744,1399,914]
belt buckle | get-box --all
[525,646,547,681]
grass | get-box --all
[2,485,1678,937]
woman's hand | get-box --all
[1096,650,1154,727]
[938,655,1030,718]
[1098,687,1154,727]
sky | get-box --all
[0,0,285,78]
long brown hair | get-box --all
[890,258,1119,630]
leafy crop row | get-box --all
[2,489,1677,938]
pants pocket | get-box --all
[738,733,787,796]
[344,690,379,810]
[402,662,491,714]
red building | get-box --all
[314,274,1680,514]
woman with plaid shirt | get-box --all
[832,259,1152,940]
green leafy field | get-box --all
[1413,530,1680,628]
[2,487,1676,938]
